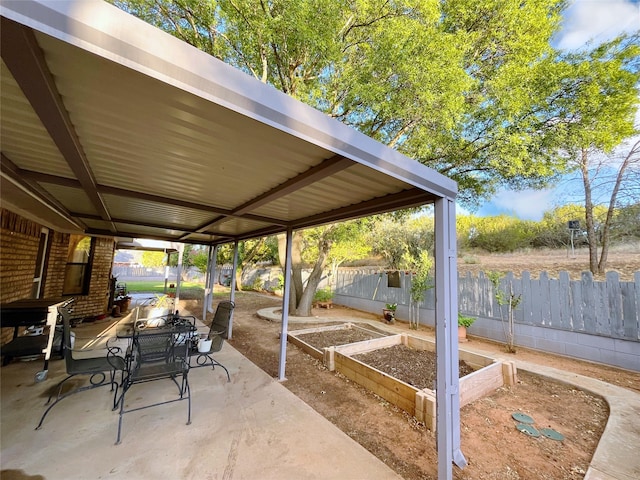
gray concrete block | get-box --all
[577,333,615,350]
[472,327,502,344]
[565,343,602,363]
[418,308,435,325]
[535,337,567,356]
[599,350,639,372]
[542,328,578,344]
[515,324,536,337]
[515,334,536,349]
[613,338,640,355]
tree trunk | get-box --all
[295,239,330,316]
[278,233,304,312]
[234,268,243,291]
[580,149,598,274]
[597,140,639,274]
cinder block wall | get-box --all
[1,209,115,346]
[468,316,640,372]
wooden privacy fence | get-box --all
[335,270,640,342]
[458,271,640,342]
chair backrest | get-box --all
[133,327,189,361]
[60,313,76,372]
[210,301,235,340]
[134,330,173,364]
[134,326,191,374]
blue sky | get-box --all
[465,0,640,220]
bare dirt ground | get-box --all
[457,246,640,281]
[183,291,639,480]
[227,296,611,480]
[180,249,639,480]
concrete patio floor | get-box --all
[0,318,401,480]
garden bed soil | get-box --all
[179,293,636,480]
[299,326,476,389]
[295,325,388,349]
[353,344,476,390]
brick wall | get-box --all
[0,210,39,304]
[43,231,68,298]
[70,236,115,318]
[1,209,115,346]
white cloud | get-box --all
[556,0,640,50]
[490,189,557,221]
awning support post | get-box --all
[202,244,219,321]
[227,241,239,339]
[435,197,467,480]
[278,227,293,381]
[174,243,184,314]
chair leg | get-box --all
[35,397,62,430]
[115,385,127,445]
[36,379,116,430]
[186,379,191,426]
[111,381,120,411]
[46,375,74,404]
[194,353,230,382]
[207,355,230,382]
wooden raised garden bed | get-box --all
[288,324,516,431]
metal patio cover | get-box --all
[0,0,457,245]
[1,3,466,476]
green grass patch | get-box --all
[124,281,204,299]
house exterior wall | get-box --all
[0,208,115,346]
[0,210,41,304]
[72,236,115,319]
[44,231,69,299]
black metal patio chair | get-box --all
[189,301,234,381]
[114,323,193,444]
[35,312,126,430]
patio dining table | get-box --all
[114,314,206,340]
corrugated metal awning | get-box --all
[0,0,456,246]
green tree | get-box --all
[140,251,166,267]
[612,201,640,242]
[407,250,433,330]
[488,271,521,354]
[340,0,573,203]
[186,245,210,273]
[325,220,372,288]
[551,36,640,274]
[455,214,478,251]
[368,219,411,270]
[277,222,370,316]
[217,238,278,290]
[468,215,536,253]
[112,0,351,98]
[112,0,638,306]
[111,0,581,202]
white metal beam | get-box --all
[174,243,184,315]
[227,241,239,339]
[202,245,219,321]
[435,197,467,479]
[278,227,294,381]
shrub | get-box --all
[457,313,475,328]
[469,215,537,252]
[314,288,333,302]
[462,255,479,264]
